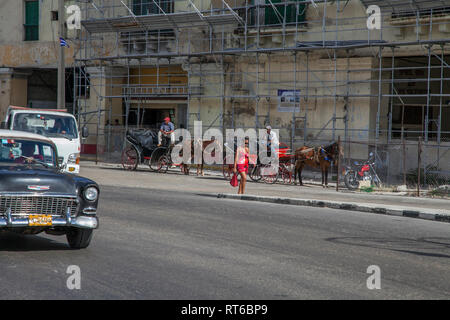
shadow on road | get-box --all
[194,176,228,181]
[0,232,70,251]
[326,237,450,259]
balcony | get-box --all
[123,85,188,97]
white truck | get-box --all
[1,106,87,174]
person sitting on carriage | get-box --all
[263,125,279,158]
[157,117,175,147]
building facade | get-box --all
[0,0,79,118]
[1,0,450,185]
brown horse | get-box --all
[195,138,223,176]
[294,142,341,187]
[179,138,221,175]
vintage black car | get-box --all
[0,129,99,249]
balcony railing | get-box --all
[123,85,188,97]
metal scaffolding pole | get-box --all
[256,52,260,131]
[332,49,337,141]
[57,0,66,109]
[291,52,297,151]
[389,47,395,143]
[425,45,432,142]
[376,46,383,144]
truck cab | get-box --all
[2,106,86,174]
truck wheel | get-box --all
[66,228,93,249]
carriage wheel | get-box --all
[262,172,279,184]
[149,147,166,171]
[261,165,279,184]
[157,155,169,173]
[281,163,294,184]
[149,156,159,172]
[222,163,234,181]
[281,167,293,184]
[249,164,262,182]
[121,146,138,171]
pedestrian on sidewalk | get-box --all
[234,137,250,194]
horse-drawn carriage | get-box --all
[121,127,341,187]
[222,141,340,187]
[249,142,296,184]
[121,128,181,172]
[121,128,158,171]
[121,129,217,174]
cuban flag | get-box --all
[59,37,69,48]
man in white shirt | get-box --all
[265,125,279,157]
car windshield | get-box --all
[13,113,78,140]
[0,138,57,167]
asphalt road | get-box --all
[0,185,449,299]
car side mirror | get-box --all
[81,126,89,138]
[59,162,67,172]
[0,122,7,129]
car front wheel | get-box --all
[66,228,93,249]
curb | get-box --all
[216,193,450,224]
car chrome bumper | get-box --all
[0,208,99,230]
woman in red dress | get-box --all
[233,137,250,194]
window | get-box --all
[12,113,79,140]
[24,0,39,41]
[0,138,57,167]
[75,67,91,99]
[132,0,173,15]
[51,10,58,21]
[250,0,306,27]
[392,6,450,19]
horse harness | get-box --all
[320,147,333,162]
[297,146,333,163]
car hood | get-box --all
[0,165,77,194]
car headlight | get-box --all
[68,153,80,164]
[83,187,99,202]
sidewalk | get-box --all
[80,160,450,223]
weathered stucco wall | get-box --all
[188,54,373,140]
[0,0,77,68]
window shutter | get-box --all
[25,1,39,41]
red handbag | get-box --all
[230,173,238,187]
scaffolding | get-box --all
[73,0,450,186]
